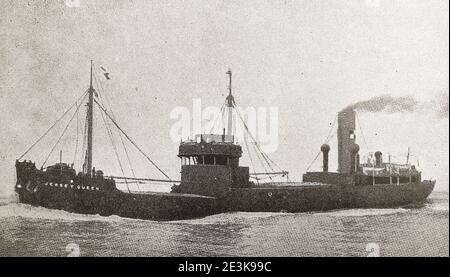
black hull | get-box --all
[15,180,435,221]
[222,181,435,213]
[15,160,217,221]
[16,186,217,221]
[15,159,435,221]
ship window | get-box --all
[216,156,228,166]
[192,156,198,165]
[349,130,355,140]
[204,155,214,165]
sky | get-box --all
[0,0,448,195]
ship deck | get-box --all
[250,182,333,189]
[125,191,216,199]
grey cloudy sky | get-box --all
[1,0,448,194]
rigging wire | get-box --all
[242,132,259,185]
[94,99,172,180]
[234,108,271,178]
[325,114,338,144]
[233,105,279,177]
[41,92,88,168]
[93,71,140,191]
[209,101,226,133]
[250,140,273,181]
[99,102,131,193]
[355,111,369,151]
[79,105,88,169]
[18,89,88,160]
[232,105,279,181]
[305,114,338,172]
[72,99,80,165]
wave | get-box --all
[0,203,128,223]
[425,202,449,212]
[171,211,288,225]
[0,203,291,226]
[313,208,410,217]
[425,191,449,212]
[430,191,449,201]
[0,195,18,206]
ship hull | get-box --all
[15,182,217,221]
[16,179,434,220]
[221,181,435,213]
[15,162,435,220]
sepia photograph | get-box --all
[0,0,448,261]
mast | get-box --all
[86,60,95,176]
[406,147,410,165]
[226,69,234,136]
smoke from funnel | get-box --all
[344,94,449,119]
[344,95,418,113]
[435,92,449,119]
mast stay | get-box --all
[220,70,288,182]
[18,60,173,186]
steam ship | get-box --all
[15,62,435,220]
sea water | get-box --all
[0,190,448,257]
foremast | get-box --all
[225,70,234,136]
[86,60,95,176]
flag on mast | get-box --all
[100,66,110,80]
